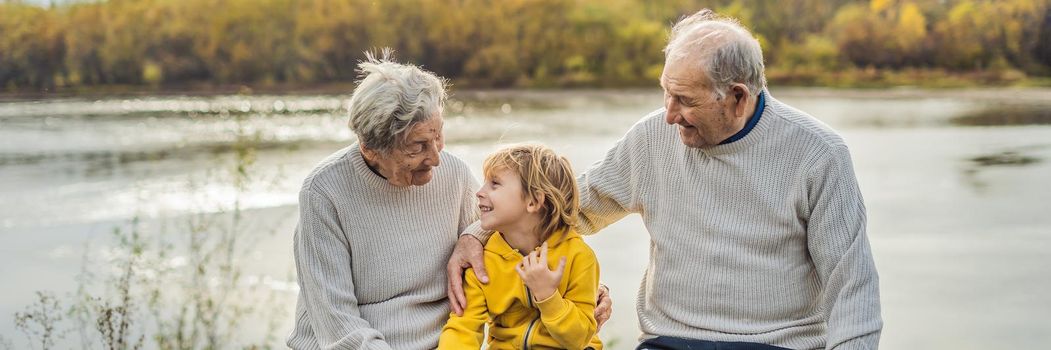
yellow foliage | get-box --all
[870,0,895,13]
[895,3,927,51]
[142,61,163,85]
[1,0,1049,90]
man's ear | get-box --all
[526,191,546,214]
[732,84,752,118]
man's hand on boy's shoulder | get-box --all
[596,284,611,329]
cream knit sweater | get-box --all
[569,92,882,349]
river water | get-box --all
[1,88,1049,349]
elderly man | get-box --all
[288,53,610,350]
[449,10,882,350]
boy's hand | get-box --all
[515,242,565,301]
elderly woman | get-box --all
[288,53,609,350]
[286,53,479,349]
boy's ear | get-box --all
[526,191,546,214]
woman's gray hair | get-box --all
[664,9,767,99]
[347,48,448,153]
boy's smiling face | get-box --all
[476,167,530,232]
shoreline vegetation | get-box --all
[2,69,1050,101]
[3,72,1051,99]
[2,0,1049,96]
[3,117,292,349]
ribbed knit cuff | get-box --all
[534,291,570,320]
[460,220,494,244]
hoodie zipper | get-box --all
[516,247,540,350]
[523,287,540,350]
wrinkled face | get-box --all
[660,57,738,148]
[476,167,530,232]
[368,116,444,187]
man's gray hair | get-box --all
[347,48,448,153]
[664,9,767,99]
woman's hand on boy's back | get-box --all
[516,242,566,301]
[447,235,489,316]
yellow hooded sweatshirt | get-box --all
[439,227,602,350]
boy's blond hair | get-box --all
[482,144,580,240]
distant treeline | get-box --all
[1,0,1050,91]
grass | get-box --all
[6,113,291,349]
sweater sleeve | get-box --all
[458,174,481,234]
[292,188,393,350]
[459,173,494,243]
[575,120,649,235]
[438,268,488,349]
[806,146,883,350]
[533,247,601,350]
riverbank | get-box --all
[767,67,1051,89]
[3,69,1050,101]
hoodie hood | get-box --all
[486,227,581,261]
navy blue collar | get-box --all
[719,91,765,145]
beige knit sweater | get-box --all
[567,92,882,349]
[288,145,478,350]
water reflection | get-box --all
[958,143,1050,193]
[952,105,1051,126]
[970,151,1041,167]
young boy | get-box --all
[439,144,602,350]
